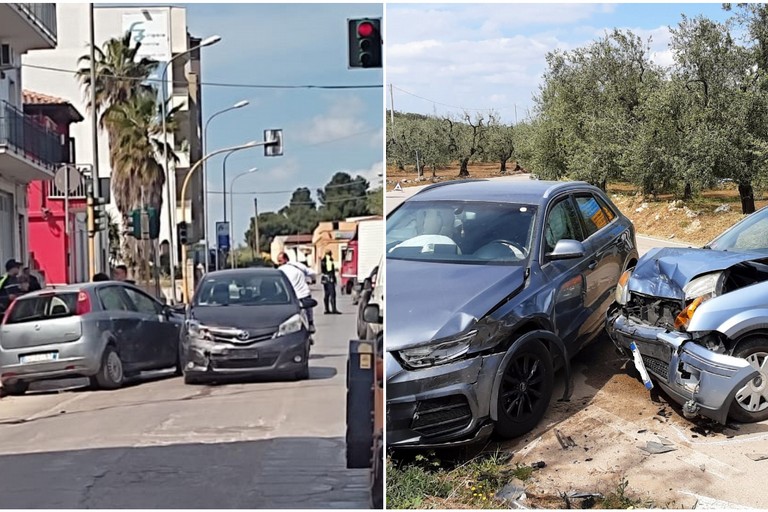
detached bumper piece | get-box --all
[657,331,759,424]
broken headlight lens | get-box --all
[398,331,476,369]
[275,313,303,338]
[683,271,724,301]
[187,320,211,340]
[615,270,632,305]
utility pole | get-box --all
[389,84,395,133]
[253,197,260,256]
[87,3,99,280]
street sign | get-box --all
[264,129,283,157]
[216,221,230,251]
[54,164,83,193]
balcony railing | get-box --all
[12,3,57,43]
[0,101,63,169]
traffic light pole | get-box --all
[87,3,100,280]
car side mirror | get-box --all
[302,298,318,309]
[547,239,586,261]
[363,303,382,324]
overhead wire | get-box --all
[22,63,383,90]
[392,84,520,113]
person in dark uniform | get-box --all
[0,259,22,316]
[321,251,341,314]
[22,267,41,291]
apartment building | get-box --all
[22,4,204,274]
[0,3,61,269]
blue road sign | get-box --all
[216,221,230,251]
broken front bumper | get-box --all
[386,351,503,448]
[606,312,759,424]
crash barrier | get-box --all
[346,338,374,469]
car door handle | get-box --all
[588,260,598,270]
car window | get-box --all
[387,200,537,264]
[124,288,161,315]
[594,195,617,223]
[97,286,133,312]
[710,208,768,253]
[195,274,293,306]
[574,195,612,238]
[544,198,583,253]
[4,293,79,324]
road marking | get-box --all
[681,491,752,509]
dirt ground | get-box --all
[483,337,768,509]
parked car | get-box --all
[386,179,638,448]
[0,282,184,394]
[356,263,380,339]
[180,268,315,384]
[607,204,768,425]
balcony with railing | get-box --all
[0,3,57,52]
[0,100,64,183]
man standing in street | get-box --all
[321,250,341,315]
[277,252,317,333]
[113,264,136,285]
[21,267,41,292]
[0,259,23,316]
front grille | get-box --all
[411,395,472,438]
[211,355,278,369]
[643,356,669,379]
[208,327,276,344]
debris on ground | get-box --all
[657,436,674,446]
[555,429,578,449]
[496,480,526,502]
[746,454,768,462]
[639,441,677,455]
[531,461,547,469]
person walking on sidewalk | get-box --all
[277,252,318,333]
[321,250,340,315]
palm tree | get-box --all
[78,32,181,275]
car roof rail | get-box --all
[413,178,489,197]
[543,180,593,198]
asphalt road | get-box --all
[385,174,688,255]
[0,291,368,509]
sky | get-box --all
[387,3,733,125]
[184,3,383,248]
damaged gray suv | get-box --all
[386,180,638,448]
[607,205,768,425]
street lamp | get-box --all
[203,99,249,270]
[229,167,259,269]
[180,140,280,302]
[160,33,220,303]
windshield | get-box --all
[386,200,537,264]
[195,275,293,306]
[709,207,768,254]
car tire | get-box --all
[2,381,29,396]
[94,345,124,390]
[174,343,184,377]
[494,338,554,439]
[730,336,768,423]
[357,292,371,339]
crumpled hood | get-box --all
[629,247,768,300]
[386,258,525,351]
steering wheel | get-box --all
[484,239,528,259]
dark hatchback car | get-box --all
[180,268,314,383]
[386,179,638,448]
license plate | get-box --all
[228,350,258,360]
[20,352,59,364]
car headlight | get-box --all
[683,272,725,301]
[275,314,303,337]
[615,270,632,305]
[187,320,211,340]
[398,331,476,369]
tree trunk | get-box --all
[599,179,607,191]
[458,158,470,178]
[499,158,508,175]
[431,165,436,178]
[739,181,756,214]
[397,162,405,171]
[683,182,692,200]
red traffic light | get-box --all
[357,21,374,38]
